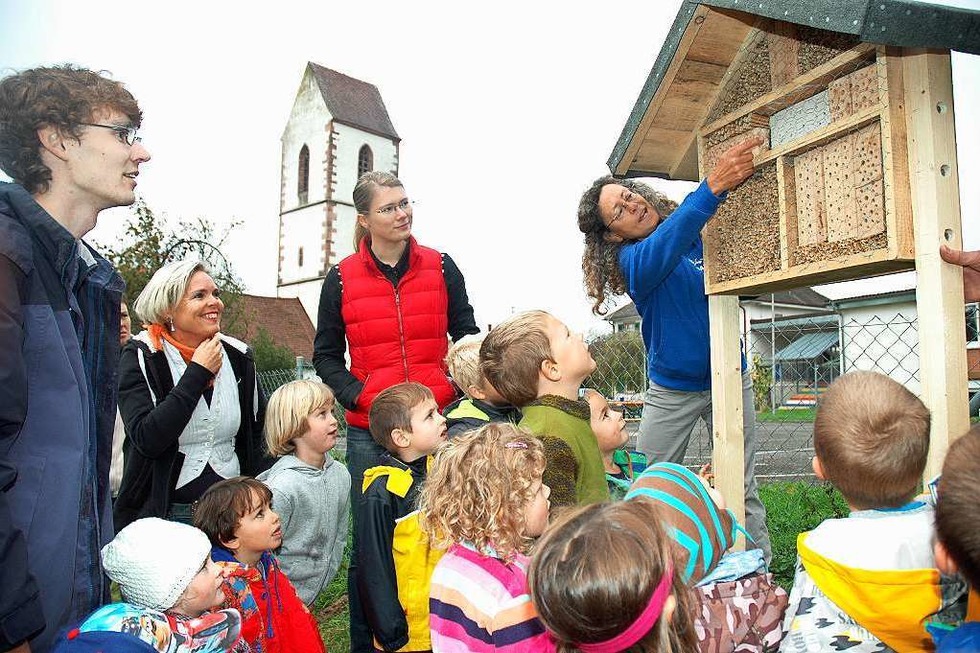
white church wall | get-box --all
[332,123,398,204]
[279,205,325,285]
[276,279,323,328]
[281,69,331,213]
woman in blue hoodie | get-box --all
[576,137,771,559]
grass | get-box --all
[756,408,816,422]
[309,480,846,649]
[311,543,351,651]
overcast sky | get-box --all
[2,0,979,333]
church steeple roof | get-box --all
[307,63,400,142]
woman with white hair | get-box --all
[114,260,269,529]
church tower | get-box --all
[276,63,400,321]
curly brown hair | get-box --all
[577,176,677,315]
[418,423,546,563]
[0,64,142,194]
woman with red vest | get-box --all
[313,170,478,652]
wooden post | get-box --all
[709,294,746,548]
[903,49,968,479]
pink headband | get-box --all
[576,563,674,653]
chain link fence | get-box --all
[586,308,979,481]
[257,358,349,450]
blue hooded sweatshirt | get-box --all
[618,181,737,392]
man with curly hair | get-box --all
[0,64,151,652]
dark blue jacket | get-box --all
[0,182,123,652]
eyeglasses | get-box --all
[375,198,413,216]
[78,122,141,146]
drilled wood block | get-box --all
[794,148,826,246]
[823,136,856,242]
[828,75,853,121]
[854,178,886,239]
[850,64,879,112]
[703,127,771,173]
[852,122,883,187]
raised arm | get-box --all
[620,137,763,300]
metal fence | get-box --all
[586,310,975,483]
[256,358,349,449]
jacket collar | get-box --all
[0,182,81,285]
[356,235,419,275]
[525,394,592,421]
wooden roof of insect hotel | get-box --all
[606,0,980,295]
[608,0,980,181]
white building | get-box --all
[276,63,400,321]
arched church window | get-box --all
[298,145,310,204]
[358,145,373,177]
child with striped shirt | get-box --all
[419,424,555,652]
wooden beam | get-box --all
[753,105,883,167]
[614,4,714,176]
[700,43,877,137]
[903,49,969,479]
[708,294,745,549]
[706,249,912,295]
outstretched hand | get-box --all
[705,136,764,196]
[940,244,980,303]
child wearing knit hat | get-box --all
[50,518,247,652]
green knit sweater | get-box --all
[519,395,610,506]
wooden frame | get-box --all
[699,44,916,295]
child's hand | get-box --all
[698,463,714,486]
[698,463,727,510]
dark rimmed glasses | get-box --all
[78,122,141,146]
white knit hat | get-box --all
[101,518,212,611]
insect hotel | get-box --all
[607,0,980,532]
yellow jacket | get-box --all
[358,456,443,652]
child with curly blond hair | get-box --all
[419,423,555,652]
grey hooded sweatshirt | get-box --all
[257,453,351,604]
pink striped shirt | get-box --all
[429,543,555,652]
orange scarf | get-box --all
[147,323,199,364]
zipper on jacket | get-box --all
[393,288,410,381]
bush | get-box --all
[759,481,848,589]
[251,327,296,373]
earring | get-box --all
[166,317,176,333]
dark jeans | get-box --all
[346,425,387,653]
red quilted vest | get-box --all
[339,237,454,428]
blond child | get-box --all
[582,389,646,500]
[256,379,351,605]
[529,499,698,653]
[50,518,246,652]
[781,371,965,652]
[444,334,521,437]
[357,382,448,652]
[194,477,325,653]
[481,310,608,507]
[419,423,554,652]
